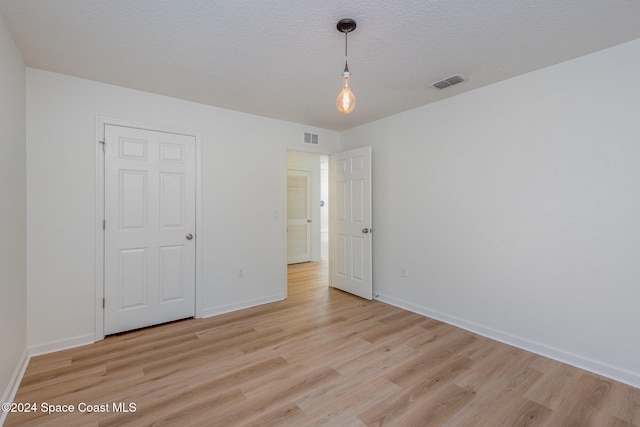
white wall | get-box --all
[26,68,340,351]
[0,11,27,417]
[341,38,640,387]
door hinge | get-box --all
[99,140,105,152]
[103,219,105,230]
[102,298,105,308]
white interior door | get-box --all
[287,169,312,264]
[104,124,196,335]
[330,146,372,299]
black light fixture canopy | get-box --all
[336,18,356,34]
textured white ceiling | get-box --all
[2,0,640,131]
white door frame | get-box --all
[95,117,203,341]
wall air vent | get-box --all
[304,132,319,144]
[431,74,465,89]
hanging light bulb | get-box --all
[337,63,356,114]
[336,19,357,115]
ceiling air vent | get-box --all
[304,132,319,144]
[431,74,465,89]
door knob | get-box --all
[362,228,369,234]
[186,233,193,240]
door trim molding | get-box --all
[95,116,203,341]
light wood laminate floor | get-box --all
[6,261,640,426]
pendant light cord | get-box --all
[344,31,350,72]
[336,19,356,75]
[345,32,348,59]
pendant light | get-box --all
[336,18,357,115]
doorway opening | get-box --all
[286,150,329,288]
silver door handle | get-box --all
[307,219,312,223]
[186,233,193,240]
[362,228,369,234]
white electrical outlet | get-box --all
[401,265,408,278]
[238,268,245,278]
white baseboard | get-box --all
[374,292,640,389]
[0,348,30,427]
[28,333,96,358]
[201,294,285,319]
